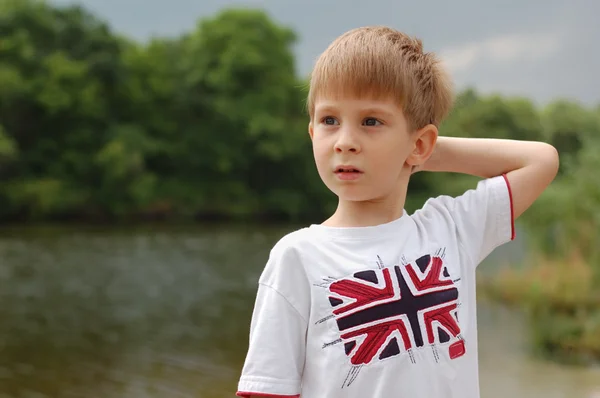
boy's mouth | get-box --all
[334,164,363,173]
[334,165,363,180]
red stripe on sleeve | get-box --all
[501,174,516,241]
[236,392,300,398]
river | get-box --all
[0,223,598,398]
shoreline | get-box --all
[478,253,600,366]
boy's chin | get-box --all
[331,184,406,204]
[333,189,380,203]
[324,180,400,203]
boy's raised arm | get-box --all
[420,136,559,220]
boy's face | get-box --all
[309,96,433,203]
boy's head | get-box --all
[307,27,454,204]
[307,26,453,130]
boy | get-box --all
[236,26,559,398]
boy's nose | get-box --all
[334,129,361,153]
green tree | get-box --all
[443,92,543,141]
[165,8,325,219]
[541,100,600,165]
[0,0,135,219]
[521,133,600,265]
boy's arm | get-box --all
[419,136,559,219]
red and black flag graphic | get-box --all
[327,254,466,368]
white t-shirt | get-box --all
[237,175,515,398]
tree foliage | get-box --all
[1,0,598,229]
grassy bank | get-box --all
[479,252,600,365]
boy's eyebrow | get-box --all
[314,105,338,115]
[314,105,396,119]
[360,107,395,118]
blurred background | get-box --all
[1,0,599,397]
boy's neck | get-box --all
[322,184,409,228]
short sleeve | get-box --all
[237,233,310,397]
[418,175,515,268]
[236,285,306,397]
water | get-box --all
[0,224,598,398]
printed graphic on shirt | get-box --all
[317,251,465,388]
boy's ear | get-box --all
[406,124,438,167]
[308,122,314,140]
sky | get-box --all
[51,0,600,106]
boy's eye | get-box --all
[323,117,338,125]
[364,118,381,126]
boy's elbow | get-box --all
[539,142,560,179]
[529,142,559,180]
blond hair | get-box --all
[307,26,454,130]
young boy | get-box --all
[236,26,559,398]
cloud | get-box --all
[440,32,562,74]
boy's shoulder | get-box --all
[412,175,509,218]
[259,226,314,286]
[269,226,314,256]
[411,175,515,265]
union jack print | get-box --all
[327,254,465,368]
